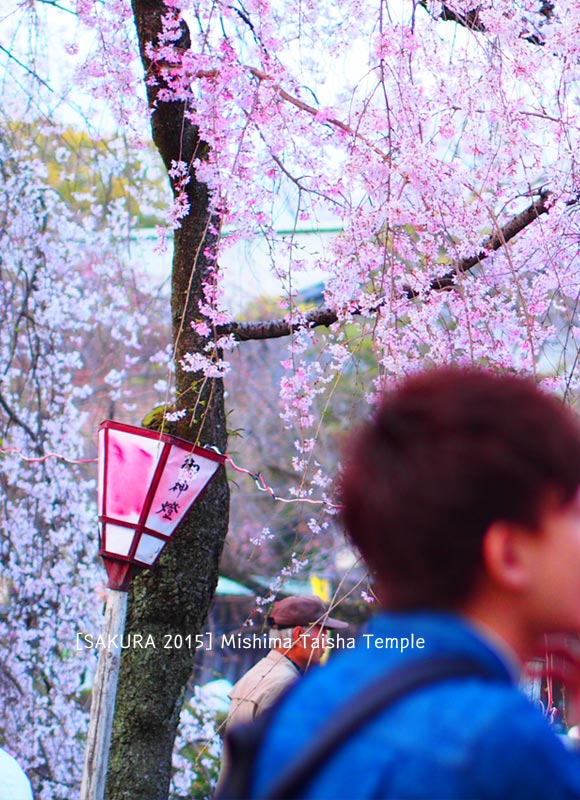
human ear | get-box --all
[292,626,304,644]
[481,521,531,591]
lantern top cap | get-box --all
[99,419,226,463]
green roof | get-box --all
[251,575,313,596]
[216,576,254,596]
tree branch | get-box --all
[439,4,486,32]
[405,190,551,297]
[218,307,339,341]
[0,391,37,441]
[437,2,554,46]
[217,191,555,341]
[35,0,76,14]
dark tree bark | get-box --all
[105,2,230,798]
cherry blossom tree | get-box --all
[0,120,167,798]
[4,0,580,797]
[105,1,580,796]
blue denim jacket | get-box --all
[250,612,580,799]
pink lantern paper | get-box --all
[98,420,225,590]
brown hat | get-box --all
[268,595,348,630]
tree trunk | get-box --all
[105,2,230,798]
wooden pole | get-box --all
[80,589,128,800]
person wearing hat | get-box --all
[225,595,348,730]
[215,595,347,794]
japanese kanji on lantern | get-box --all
[97,420,226,591]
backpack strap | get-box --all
[218,699,286,800]
[253,654,502,800]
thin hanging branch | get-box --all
[0,45,53,92]
[187,66,391,162]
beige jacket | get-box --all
[226,650,301,728]
[216,650,301,795]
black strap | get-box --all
[257,654,501,800]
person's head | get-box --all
[267,595,348,668]
[269,623,331,668]
[339,367,580,621]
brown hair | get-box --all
[339,367,580,611]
